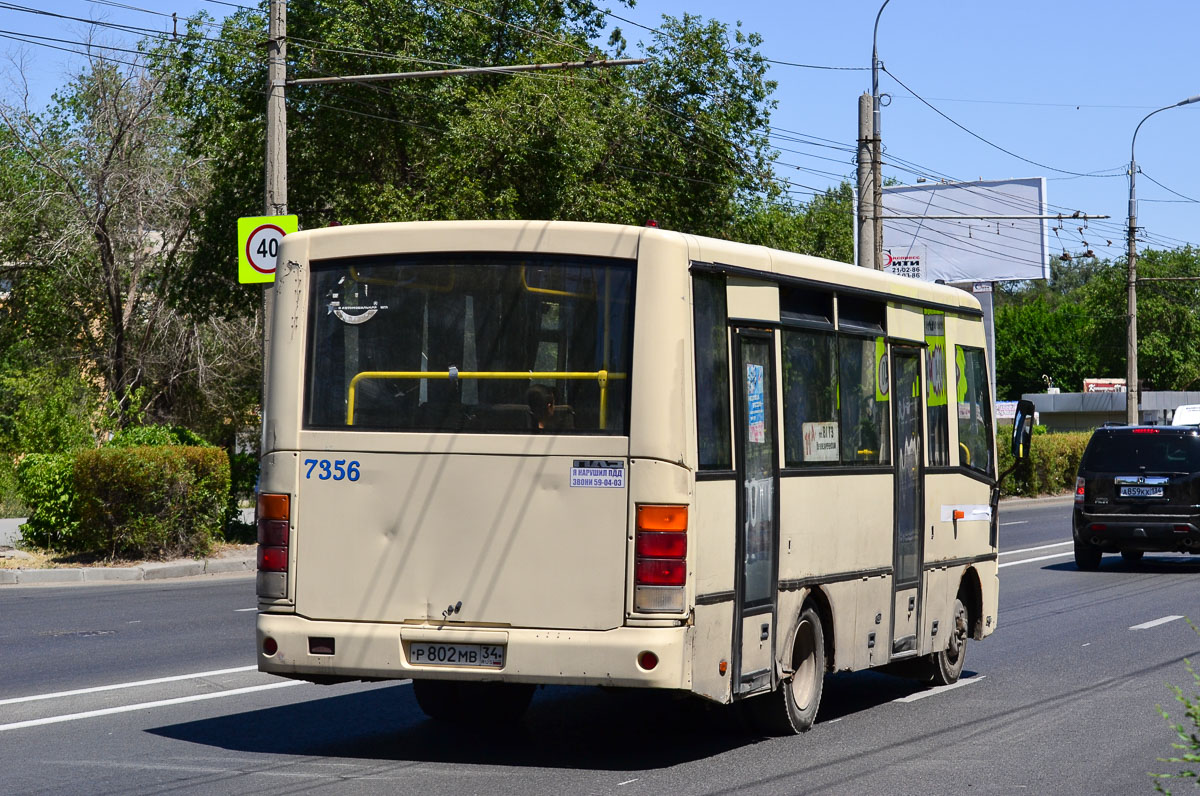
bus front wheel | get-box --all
[412,680,535,724]
[742,604,825,735]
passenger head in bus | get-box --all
[527,384,555,430]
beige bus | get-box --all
[255,220,1032,733]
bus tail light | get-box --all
[257,492,291,599]
[634,505,687,613]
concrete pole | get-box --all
[263,0,286,446]
[1126,154,1138,426]
[856,93,874,270]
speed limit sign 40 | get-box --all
[238,215,298,284]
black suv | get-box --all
[1073,425,1200,569]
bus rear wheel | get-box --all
[412,680,535,724]
[742,604,825,735]
[926,596,968,686]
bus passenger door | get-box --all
[732,329,779,695]
[891,347,924,658]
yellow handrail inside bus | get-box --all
[520,266,596,299]
[346,370,626,428]
[346,266,456,291]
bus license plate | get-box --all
[1120,485,1163,498]
[409,642,505,668]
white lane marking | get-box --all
[1000,541,1072,555]
[1131,615,1184,631]
[0,681,304,732]
[0,665,258,706]
[894,675,986,703]
[1000,520,1028,526]
[234,608,257,612]
[618,780,639,786]
[998,551,1074,568]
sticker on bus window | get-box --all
[571,459,625,488]
[747,364,765,443]
[802,421,839,462]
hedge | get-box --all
[72,446,230,560]
[997,428,1092,497]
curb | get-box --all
[0,555,255,586]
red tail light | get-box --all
[258,545,288,572]
[636,558,687,585]
[1075,477,1085,502]
[1132,428,1159,434]
[635,505,688,610]
[257,492,291,585]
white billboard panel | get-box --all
[882,178,1049,283]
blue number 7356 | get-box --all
[303,459,361,481]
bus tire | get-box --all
[743,604,825,735]
[413,680,535,724]
[927,595,968,686]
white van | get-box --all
[1171,405,1200,426]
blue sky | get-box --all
[4,1,1199,268]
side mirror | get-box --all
[1011,399,1035,461]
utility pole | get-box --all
[262,0,286,441]
[856,93,874,269]
[870,0,890,271]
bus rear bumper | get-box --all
[257,613,691,690]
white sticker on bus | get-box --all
[571,459,625,488]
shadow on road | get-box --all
[148,671,939,770]
[1043,555,1200,574]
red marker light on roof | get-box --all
[1132,428,1159,434]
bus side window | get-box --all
[956,345,994,475]
[837,335,891,466]
[924,311,950,467]
[693,273,732,470]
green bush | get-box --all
[14,453,80,549]
[996,427,1092,497]
[73,446,230,560]
[1152,619,1200,793]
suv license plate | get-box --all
[409,642,505,668]
[1120,485,1164,498]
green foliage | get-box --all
[150,2,810,317]
[1152,619,1200,793]
[0,358,97,455]
[995,297,1097,398]
[996,428,1091,497]
[14,454,80,549]
[73,446,230,559]
[107,424,211,448]
[997,248,1200,398]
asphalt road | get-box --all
[2,496,1199,794]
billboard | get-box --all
[882,178,1049,283]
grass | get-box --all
[0,540,253,569]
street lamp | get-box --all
[1126,94,1200,425]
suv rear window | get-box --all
[1082,432,1200,472]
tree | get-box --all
[151,0,808,318]
[0,52,260,444]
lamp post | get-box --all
[1126,94,1200,425]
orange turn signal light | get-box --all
[258,493,290,522]
[637,505,687,532]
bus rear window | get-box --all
[304,252,635,434]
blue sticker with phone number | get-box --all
[303,459,361,481]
